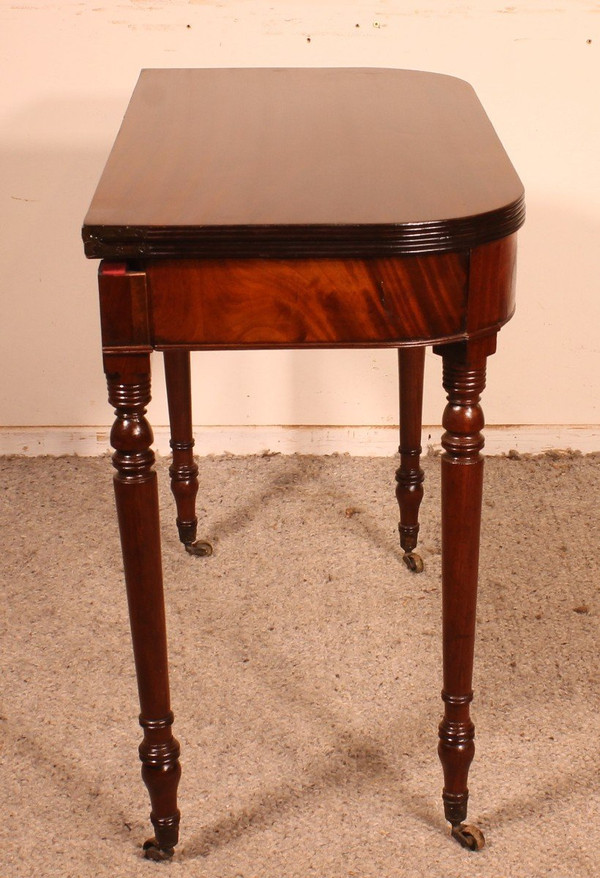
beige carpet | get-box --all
[1,452,599,878]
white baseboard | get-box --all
[1,425,599,457]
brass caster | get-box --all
[185,540,213,557]
[143,838,175,861]
[451,823,485,851]
[402,551,424,573]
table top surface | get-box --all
[83,67,524,259]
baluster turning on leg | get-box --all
[433,337,496,852]
[164,350,212,557]
[395,347,426,573]
[105,352,182,860]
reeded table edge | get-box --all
[82,195,525,260]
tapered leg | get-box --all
[433,337,496,852]
[395,347,426,572]
[105,352,181,860]
[164,350,212,557]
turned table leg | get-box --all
[164,350,212,557]
[395,347,426,573]
[105,352,181,860]
[432,337,496,852]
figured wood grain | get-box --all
[82,68,524,259]
[147,254,469,348]
[467,235,518,334]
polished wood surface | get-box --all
[83,68,524,259]
[84,68,523,860]
[147,253,469,347]
[99,236,517,354]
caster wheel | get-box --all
[185,540,213,557]
[403,552,424,573]
[451,823,485,851]
[143,838,175,861]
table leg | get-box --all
[433,337,496,852]
[395,347,426,573]
[105,352,181,861]
[164,350,212,557]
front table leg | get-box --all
[104,352,181,860]
[433,337,496,852]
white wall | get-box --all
[1,1,599,452]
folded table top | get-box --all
[82,67,524,260]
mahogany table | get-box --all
[82,68,524,860]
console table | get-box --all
[82,68,524,860]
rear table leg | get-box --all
[395,347,426,573]
[164,350,212,557]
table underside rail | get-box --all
[97,236,516,354]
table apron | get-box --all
[98,236,517,351]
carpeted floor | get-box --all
[1,452,599,878]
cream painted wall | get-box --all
[1,1,599,446]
